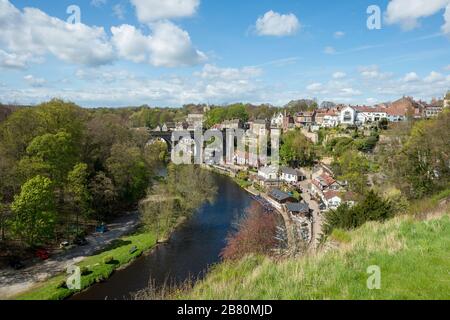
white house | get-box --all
[258,165,279,181]
[340,106,357,125]
[280,167,299,183]
[271,113,284,128]
[323,191,356,210]
[355,107,388,124]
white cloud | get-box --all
[385,0,450,30]
[0,0,114,67]
[111,21,207,67]
[334,31,345,39]
[113,4,126,20]
[366,98,378,104]
[0,49,33,69]
[358,65,393,80]
[195,64,262,81]
[339,88,362,97]
[443,4,450,34]
[0,64,272,107]
[324,46,336,54]
[333,72,346,79]
[444,65,450,71]
[306,83,324,92]
[255,11,300,36]
[91,0,107,7]
[24,75,46,87]
[403,72,420,82]
[424,71,445,82]
[130,0,200,23]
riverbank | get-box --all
[0,212,140,300]
[181,210,450,299]
[14,229,157,300]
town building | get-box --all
[295,111,316,128]
[311,172,342,204]
[187,113,204,130]
[316,108,340,127]
[444,92,450,108]
[271,112,284,128]
[258,165,279,181]
[385,96,423,122]
[286,202,311,218]
[339,106,388,126]
[268,188,295,206]
[424,106,443,118]
[323,191,357,210]
[280,167,300,183]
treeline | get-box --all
[381,110,450,199]
[324,110,450,237]
[0,99,166,248]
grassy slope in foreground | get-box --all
[183,213,450,300]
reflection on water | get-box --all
[72,173,254,300]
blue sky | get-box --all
[0,0,449,107]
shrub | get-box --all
[57,279,67,289]
[103,256,114,264]
[323,191,393,235]
[221,203,279,261]
[80,266,90,275]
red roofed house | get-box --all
[311,172,342,203]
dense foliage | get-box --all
[280,130,317,167]
[323,191,393,235]
[0,99,157,248]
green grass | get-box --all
[15,230,158,300]
[181,213,450,300]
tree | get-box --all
[0,196,8,241]
[106,144,151,203]
[89,172,117,221]
[378,118,389,130]
[280,130,316,167]
[221,203,279,260]
[67,163,92,235]
[20,131,78,184]
[337,150,370,194]
[10,176,56,247]
[323,191,392,235]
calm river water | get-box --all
[72,173,254,300]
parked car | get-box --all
[59,241,70,249]
[35,249,49,260]
[73,235,88,246]
[95,224,109,234]
[9,257,25,270]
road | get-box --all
[0,212,140,299]
[298,179,322,249]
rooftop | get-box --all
[286,202,310,214]
[259,165,278,175]
[269,189,292,202]
[281,167,298,176]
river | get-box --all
[72,173,255,300]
